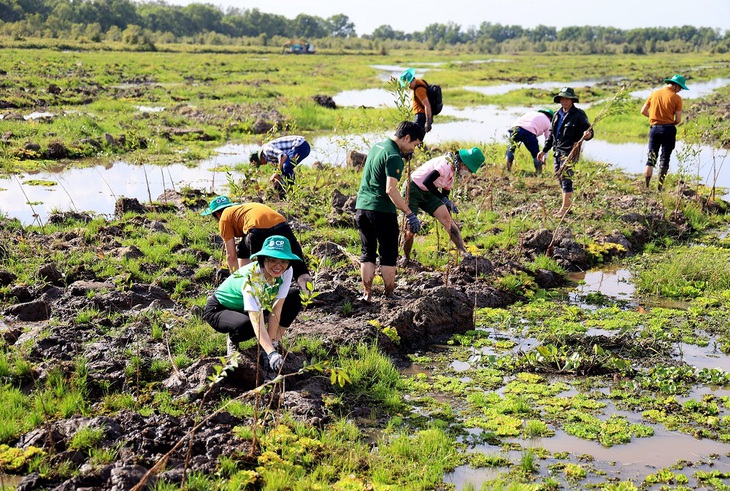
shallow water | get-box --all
[1,74,728,225]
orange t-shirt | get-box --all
[218,203,285,242]
[645,86,683,125]
[411,79,428,114]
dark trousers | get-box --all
[553,153,574,193]
[203,289,302,345]
[506,127,542,171]
[646,124,677,176]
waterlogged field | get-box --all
[1,44,730,491]
[0,46,729,177]
[403,258,730,489]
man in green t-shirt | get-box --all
[355,121,425,302]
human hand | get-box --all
[405,212,421,233]
[267,351,283,372]
[424,120,432,133]
[441,197,459,214]
[537,151,546,163]
[215,268,230,285]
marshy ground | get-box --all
[1,46,730,490]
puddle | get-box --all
[462,77,625,96]
[569,267,635,301]
[630,77,730,100]
[24,111,55,120]
[1,76,728,226]
[678,342,730,371]
[136,105,165,112]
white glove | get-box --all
[267,351,283,371]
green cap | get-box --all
[250,235,302,262]
[664,74,689,90]
[399,68,416,87]
[201,196,235,216]
[553,87,579,103]
[458,147,485,173]
[538,108,554,119]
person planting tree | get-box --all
[401,147,485,264]
[202,235,302,373]
[537,87,594,218]
[505,109,554,173]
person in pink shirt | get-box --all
[505,109,554,173]
[401,147,485,264]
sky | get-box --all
[161,0,730,35]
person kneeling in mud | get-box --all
[202,235,302,376]
[401,147,485,264]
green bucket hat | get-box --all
[553,87,579,103]
[250,235,302,262]
[664,74,689,90]
[458,147,485,173]
[537,108,554,119]
[201,195,235,216]
[399,68,416,87]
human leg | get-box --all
[376,213,400,297]
[505,128,517,171]
[517,128,541,174]
[203,295,254,352]
[355,209,379,301]
[554,155,574,216]
[381,265,396,296]
[657,126,676,191]
[644,126,662,188]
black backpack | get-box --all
[421,79,443,116]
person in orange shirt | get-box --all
[201,196,312,292]
[399,68,433,134]
[640,74,689,190]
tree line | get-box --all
[1,0,728,53]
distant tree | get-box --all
[291,13,328,39]
[371,24,396,40]
[0,0,24,23]
[327,14,356,38]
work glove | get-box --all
[405,212,421,234]
[441,197,459,214]
[267,351,283,372]
[424,119,433,133]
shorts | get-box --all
[405,181,442,216]
[354,209,399,267]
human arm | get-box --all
[249,310,276,355]
[296,273,313,295]
[640,101,650,118]
[674,110,683,125]
[387,176,420,232]
[386,176,414,215]
[415,85,433,131]
[422,170,446,199]
[224,238,239,272]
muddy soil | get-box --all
[0,185,708,490]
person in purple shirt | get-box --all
[505,109,553,174]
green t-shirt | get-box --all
[355,139,404,213]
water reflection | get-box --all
[2,76,729,225]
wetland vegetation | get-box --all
[1,40,730,491]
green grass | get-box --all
[634,246,730,298]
